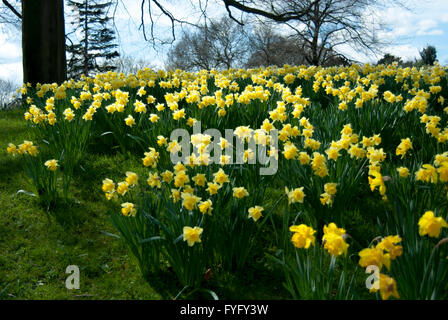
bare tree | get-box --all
[165,31,215,71]
[245,23,307,67]
[136,0,407,66]
[114,55,154,74]
[0,78,16,109]
[165,16,250,71]
[132,0,319,46]
[278,0,389,65]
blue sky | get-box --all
[0,0,447,86]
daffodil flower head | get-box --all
[418,211,448,238]
[232,186,249,199]
[121,202,136,217]
[183,226,203,246]
[44,159,59,171]
[248,206,264,221]
[322,223,349,257]
[125,171,138,186]
[289,224,316,249]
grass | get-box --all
[0,107,291,300]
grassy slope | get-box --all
[0,108,290,300]
[0,108,163,299]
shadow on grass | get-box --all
[0,157,27,183]
[143,269,189,300]
[0,125,30,140]
[137,257,291,300]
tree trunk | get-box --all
[311,2,320,66]
[22,0,67,85]
[84,0,89,76]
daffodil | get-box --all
[160,170,173,183]
[206,182,221,195]
[102,178,115,193]
[233,187,249,199]
[192,173,207,187]
[117,181,129,196]
[121,202,137,217]
[418,211,448,238]
[174,170,190,188]
[358,247,391,271]
[416,164,438,183]
[376,235,403,259]
[283,142,298,160]
[44,159,59,171]
[370,274,399,300]
[198,199,213,215]
[181,192,201,211]
[285,186,305,204]
[368,171,386,195]
[147,172,161,188]
[290,224,316,249]
[213,168,229,185]
[125,115,135,127]
[6,143,17,155]
[324,183,338,195]
[183,226,203,246]
[396,167,409,178]
[248,206,264,221]
[322,223,349,257]
[395,138,413,159]
[125,171,138,186]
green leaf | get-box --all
[140,236,164,244]
[101,231,121,239]
[201,289,219,300]
[15,189,36,197]
[126,133,145,143]
[173,234,183,244]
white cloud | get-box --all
[415,19,444,36]
[419,29,444,36]
[377,1,448,38]
[0,29,22,83]
[0,62,23,85]
[384,45,421,62]
[0,42,21,62]
[0,31,21,62]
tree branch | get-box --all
[222,0,318,24]
[2,0,21,19]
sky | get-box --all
[0,0,448,87]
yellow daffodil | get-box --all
[183,226,203,246]
[233,187,249,199]
[418,211,448,238]
[290,224,316,249]
[121,202,137,217]
[248,206,264,221]
[44,159,59,171]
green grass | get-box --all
[0,108,290,300]
[0,108,162,299]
